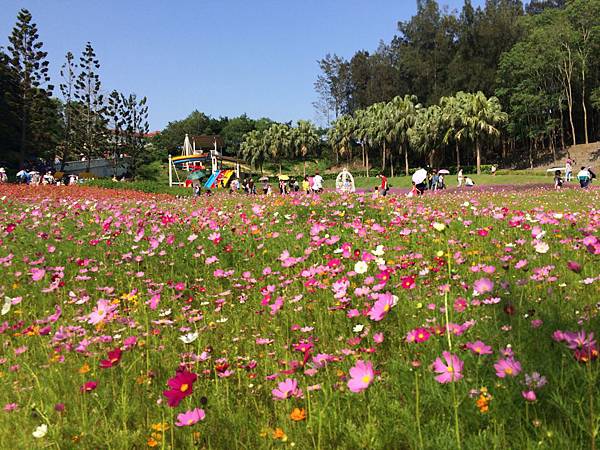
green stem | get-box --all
[415,371,424,450]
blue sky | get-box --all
[1,0,484,130]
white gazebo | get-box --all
[336,168,355,193]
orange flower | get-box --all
[290,408,306,421]
[151,422,169,432]
[147,437,158,447]
[272,427,287,441]
[78,363,90,374]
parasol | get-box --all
[278,175,290,181]
[187,171,206,181]
[438,169,450,175]
[259,176,269,182]
[412,169,428,184]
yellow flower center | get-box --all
[361,375,372,384]
[180,383,189,392]
[187,419,194,425]
[447,366,454,373]
[384,304,390,312]
[505,368,513,375]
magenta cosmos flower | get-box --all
[163,370,198,407]
[465,340,493,355]
[367,293,395,321]
[347,360,375,393]
[272,378,303,400]
[432,352,464,383]
[175,408,206,427]
[494,358,522,378]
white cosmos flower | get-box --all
[353,324,364,333]
[534,241,549,254]
[1,297,12,315]
[372,245,385,256]
[216,317,228,323]
[354,261,368,274]
[158,309,172,317]
[179,332,199,344]
[32,424,48,438]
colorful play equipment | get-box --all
[168,134,245,189]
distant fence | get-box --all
[55,157,131,178]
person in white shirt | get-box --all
[312,171,323,193]
[465,177,475,187]
[577,166,591,188]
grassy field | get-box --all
[0,184,598,449]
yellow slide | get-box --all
[220,170,234,188]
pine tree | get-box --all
[120,93,149,177]
[74,42,106,170]
[58,51,77,169]
[7,8,54,169]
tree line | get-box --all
[314,0,600,171]
[0,9,151,175]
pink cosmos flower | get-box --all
[494,358,522,378]
[272,378,303,400]
[30,268,46,281]
[465,340,493,355]
[347,360,374,393]
[406,328,431,343]
[521,391,536,402]
[373,332,384,344]
[88,299,115,325]
[176,408,206,427]
[473,278,494,295]
[367,293,394,321]
[432,352,464,383]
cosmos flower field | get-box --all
[0,184,599,449]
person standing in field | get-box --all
[565,159,572,182]
[312,171,323,193]
[554,170,563,190]
[378,174,389,196]
[577,166,591,188]
[0,168,7,183]
[457,169,464,187]
[302,176,310,194]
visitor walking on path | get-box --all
[302,176,310,194]
[565,159,573,182]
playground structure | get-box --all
[168,152,243,189]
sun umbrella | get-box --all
[187,171,206,181]
[438,169,450,175]
[278,175,290,181]
[412,169,428,184]
[259,176,269,182]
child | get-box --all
[302,176,310,194]
[465,177,475,187]
[407,182,418,198]
[554,170,563,190]
[372,186,380,199]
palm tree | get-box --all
[292,120,319,177]
[241,129,268,173]
[388,95,419,176]
[440,94,465,169]
[328,115,355,166]
[457,92,508,175]
[409,104,444,167]
[265,123,291,174]
[353,109,371,176]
